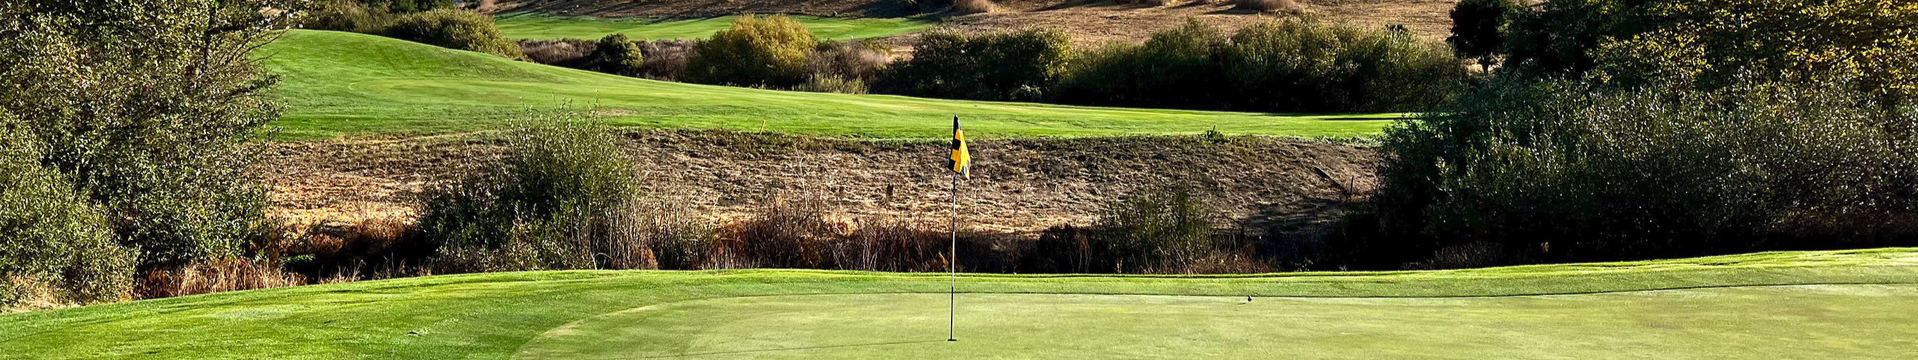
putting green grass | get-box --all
[261,29,1398,141]
[522,289,1918,360]
[4,248,1918,359]
[494,14,934,40]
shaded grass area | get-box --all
[493,14,933,40]
[259,30,1397,141]
[2,248,1916,359]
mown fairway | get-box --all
[260,30,1398,140]
[4,249,1917,359]
[494,14,933,40]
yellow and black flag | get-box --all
[948,117,970,178]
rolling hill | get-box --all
[260,30,1397,141]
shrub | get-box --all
[1373,77,1918,267]
[1446,0,1520,71]
[519,38,597,67]
[1235,0,1302,14]
[842,217,952,272]
[1056,18,1462,113]
[636,39,698,81]
[1054,20,1230,109]
[278,218,433,281]
[718,195,844,268]
[590,34,645,76]
[2,0,285,269]
[637,203,719,270]
[300,0,395,33]
[874,28,1072,101]
[0,118,137,307]
[808,40,892,82]
[417,114,650,273]
[377,0,454,13]
[1502,0,1917,101]
[384,9,524,59]
[687,15,818,87]
[1023,225,1115,273]
[1095,186,1221,273]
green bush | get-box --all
[0,114,137,307]
[1373,77,1918,266]
[874,28,1072,101]
[1054,20,1228,109]
[1501,0,1917,101]
[1055,19,1462,113]
[384,9,524,59]
[590,34,645,77]
[376,0,453,13]
[418,114,651,273]
[300,0,395,33]
[2,0,283,270]
[687,15,818,87]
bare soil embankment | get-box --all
[265,130,1376,234]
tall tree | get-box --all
[1446,0,1521,72]
[0,0,295,268]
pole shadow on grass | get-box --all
[638,340,949,358]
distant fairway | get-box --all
[259,30,1397,140]
[494,14,933,40]
[4,249,1917,359]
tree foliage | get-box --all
[384,8,525,59]
[688,15,819,87]
[0,114,137,306]
[1375,77,1918,266]
[875,28,1072,101]
[0,0,289,269]
[1501,0,1917,100]
[591,34,646,77]
[1053,19,1462,113]
[1446,0,1520,70]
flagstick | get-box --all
[947,171,958,342]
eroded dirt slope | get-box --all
[265,130,1377,234]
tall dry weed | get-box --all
[135,258,305,299]
[954,0,996,13]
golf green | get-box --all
[519,289,1918,359]
[5,248,1917,359]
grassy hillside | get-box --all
[494,14,933,40]
[260,30,1397,141]
[3,248,1916,359]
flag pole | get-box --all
[948,168,958,342]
